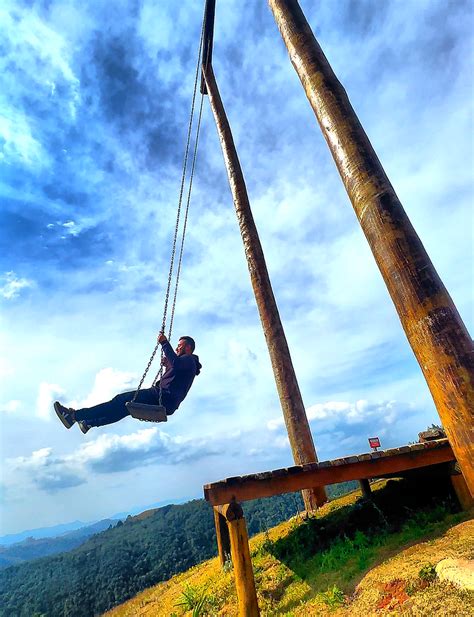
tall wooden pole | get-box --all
[269,0,474,495]
[203,63,327,509]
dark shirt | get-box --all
[157,341,202,413]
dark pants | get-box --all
[74,387,174,427]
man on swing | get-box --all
[53,333,201,434]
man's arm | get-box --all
[158,332,178,365]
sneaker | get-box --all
[78,421,91,435]
[54,401,76,429]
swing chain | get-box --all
[131,7,207,404]
[152,91,205,398]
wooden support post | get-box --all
[219,502,260,616]
[359,478,372,499]
[451,473,474,511]
[200,0,216,95]
[213,507,231,567]
[203,62,326,510]
[268,0,474,496]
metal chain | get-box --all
[167,18,213,341]
[168,93,205,339]
[152,91,205,388]
[131,10,206,404]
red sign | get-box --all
[368,437,381,449]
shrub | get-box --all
[419,563,436,583]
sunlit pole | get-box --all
[203,63,327,509]
[269,0,474,495]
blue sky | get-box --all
[1,0,472,535]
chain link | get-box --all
[131,7,207,404]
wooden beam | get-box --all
[203,61,326,510]
[268,0,474,496]
[204,440,454,505]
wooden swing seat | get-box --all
[125,402,168,423]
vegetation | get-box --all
[0,485,356,617]
[106,477,473,616]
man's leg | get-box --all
[74,387,160,427]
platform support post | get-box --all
[359,478,372,499]
[217,502,260,616]
[214,506,231,567]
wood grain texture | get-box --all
[268,0,474,495]
[213,507,231,567]
[228,516,260,616]
[204,440,454,505]
[450,474,474,511]
[203,61,326,509]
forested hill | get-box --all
[0,483,357,617]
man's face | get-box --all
[176,338,191,356]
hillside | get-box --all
[0,487,356,617]
[105,478,474,616]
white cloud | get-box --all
[5,426,224,492]
[36,383,65,421]
[68,367,137,409]
[0,272,33,300]
[268,399,403,432]
[0,400,21,413]
[0,112,46,166]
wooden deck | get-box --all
[204,439,454,506]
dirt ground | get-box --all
[341,518,474,616]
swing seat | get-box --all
[126,402,168,423]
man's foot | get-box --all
[54,401,76,429]
[78,421,91,435]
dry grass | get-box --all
[104,483,473,617]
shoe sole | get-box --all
[79,423,90,434]
[54,402,74,429]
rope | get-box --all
[131,9,206,404]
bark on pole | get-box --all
[268,0,474,495]
[203,63,327,509]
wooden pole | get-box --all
[200,0,216,95]
[359,478,372,499]
[221,502,260,616]
[213,507,231,566]
[268,0,474,496]
[203,63,326,509]
[451,474,474,511]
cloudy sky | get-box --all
[1,0,472,536]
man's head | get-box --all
[176,336,195,356]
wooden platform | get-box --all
[204,439,454,506]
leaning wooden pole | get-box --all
[269,0,474,495]
[203,63,327,509]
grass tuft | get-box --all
[317,585,346,609]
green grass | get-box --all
[317,585,346,609]
[266,477,464,594]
